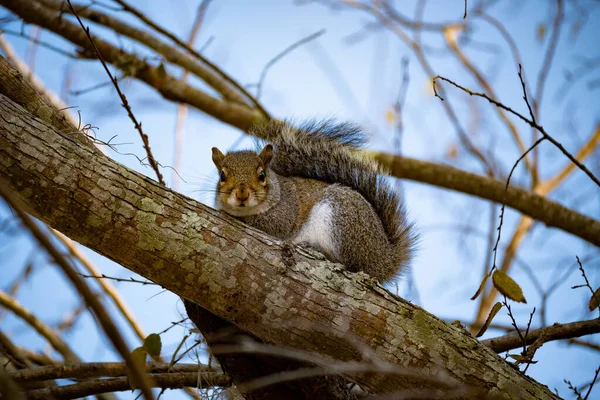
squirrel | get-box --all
[211,120,415,282]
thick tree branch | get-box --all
[1,2,598,247]
[0,0,264,131]
[0,92,558,398]
[371,151,600,247]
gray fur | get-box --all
[214,120,416,282]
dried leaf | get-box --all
[508,353,537,364]
[471,272,490,301]
[589,287,600,311]
[446,143,459,160]
[443,24,464,45]
[508,353,527,362]
[152,62,167,88]
[492,270,527,303]
[143,333,162,358]
[476,302,503,337]
[536,24,547,43]
[385,108,396,126]
[127,346,147,390]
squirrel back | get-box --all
[212,120,415,281]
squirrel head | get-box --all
[211,145,274,217]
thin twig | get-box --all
[66,0,165,186]
[111,0,269,119]
[172,0,212,191]
[78,273,156,286]
[256,29,326,100]
[433,72,600,187]
[583,365,600,400]
[9,361,216,382]
[0,291,80,363]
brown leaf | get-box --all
[492,270,527,303]
[536,24,547,43]
[508,353,537,364]
[446,143,459,160]
[127,346,147,390]
[384,108,396,126]
[471,272,490,301]
[476,302,503,337]
[143,333,162,359]
[152,62,167,88]
[589,287,600,311]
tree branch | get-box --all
[371,151,600,247]
[1,3,598,248]
[9,362,216,382]
[24,372,230,400]
[0,291,81,363]
[0,0,264,131]
[482,318,600,353]
[0,89,558,398]
[36,0,249,107]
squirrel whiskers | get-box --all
[211,120,416,282]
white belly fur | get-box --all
[292,200,337,260]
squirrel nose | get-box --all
[236,186,250,203]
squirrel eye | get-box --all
[258,170,266,182]
[219,171,226,182]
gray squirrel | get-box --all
[211,120,415,282]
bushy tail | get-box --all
[252,119,415,269]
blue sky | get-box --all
[1,0,599,398]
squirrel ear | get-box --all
[259,144,273,167]
[212,147,225,169]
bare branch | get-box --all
[482,319,600,353]
[0,187,155,399]
[65,0,164,185]
[433,72,600,187]
[54,230,155,340]
[110,0,269,117]
[0,91,559,398]
[9,362,217,382]
[0,291,81,363]
[0,0,264,131]
[24,372,230,400]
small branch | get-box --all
[110,0,269,118]
[0,330,34,369]
[573,256,600,317]
[9,362,216,382]
[0,291,80,363]
[487,138,544,274]
[24,371,230,400]
[66,0,165,186]
[255,29,326,100]
[433,72,600,187]
[442,24,534,180]
[583,365,600,400]
[481,319,600,353]
[78,273,156,286]
[370,151,600,248]
[0,182,155,400]
[1,0,264,131]
[172,0,212,191]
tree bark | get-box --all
[0,90,559,398]
[2,0,599,249]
